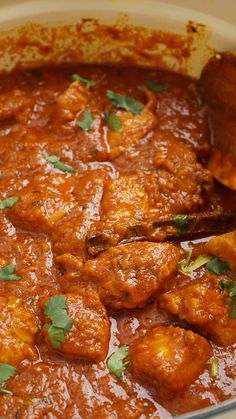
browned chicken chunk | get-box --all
[129,325,212,396]
[159,274,236,346]
[205,230,236,271]
[82,241,181,309]
[42,290,110,362]
[0,296,38,366]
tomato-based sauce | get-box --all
[0,64,235,418]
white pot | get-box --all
[0,1,235,418]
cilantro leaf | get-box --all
[206,257,229,276]
[71,73,96,89]
[230,299,236,319]
[45,155,74,173]
[47,325,65,349]
[44,295,73,349]
[107,346,129,380]
[146,80,168,92]
[0,196,18,210]
[76,111,93,131]
[107,90,144,115]
[229,282,236,298]
[0,263,20,281]
[179,253,211,275]
[172,214,189,235]
[218,277,236,319]
[0,363,16,385]
[103,110,122,132]
[219,279,232,290]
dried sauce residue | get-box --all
[0,14,214,77]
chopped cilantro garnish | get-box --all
[107,90,144,115]
[206,257,229,276]
[44,295,73,349]
[172,214,189,235]
[210,358,219,378]
[76,111,93,131]
[103,110,122,132]
[146,80,168,92]
[218,276,236,319]
[107,345,129,380]
[0,363,16,395]
[230,299,236,319]
[0,196,18,210]
[179,252,211,275]
[45,155,74,173]
[0,263,20,281]
[71,73,96,89]
[219,279,231,290]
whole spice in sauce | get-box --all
[44,295,73,349]
[210,358,219,378]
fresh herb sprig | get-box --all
[146,80,168,92]
[44,295,73,349]
[0,196,18,210]
[0,363,16,395]
[0,263,20,281]
[172,214,189,235]
[107,346,129,380]
[107,90,144,115]
[71,73,96,89]
[206,257,229,276]
[179,251,211,275]
[76,111,93,131]
[103,110,122,132]
[45,155,74,173]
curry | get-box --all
[0,64,235,418]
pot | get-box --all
[0,1,235,418]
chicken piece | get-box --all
[108,109,156,159]
[0,296,38,366]
[129,325,212,396]
[159,275,236,346]
[107,88,156,159]
[0,89,32,123]
[101,173,159,228]
[205,231,236,271]
[82,241,181,309]
[153,135,213,214]
[8,174,79,234]
[200,52,236,189]
[55,80,90,122]
[42,290,110,362]
[0,220,59,302]
[52,169,110,257]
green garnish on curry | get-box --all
[44,295,73,349]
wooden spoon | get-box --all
[200,52,236,189]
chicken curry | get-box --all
[0,62,235,418]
